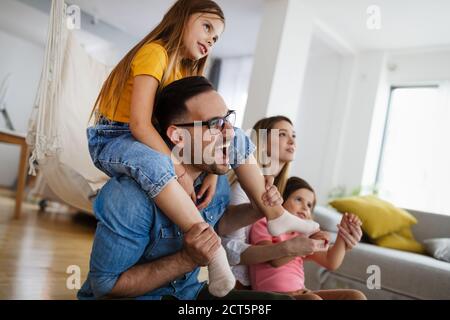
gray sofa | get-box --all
[304,206,450,300]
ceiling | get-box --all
[3,0,450,57]
[303,0,450,52]
[70,0,264,58]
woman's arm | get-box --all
[252,240,297,268]
[244,236,320,268]
[239,241,291,266]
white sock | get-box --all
[267,210,320,237]
[207,246,235,297]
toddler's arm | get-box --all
[307,214,362,270]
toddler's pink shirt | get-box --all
[249,218,305,293]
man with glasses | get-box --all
[78,76,294,300]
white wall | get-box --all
[335,51,388,194]
[0,29,44,187]
[243,0,313,130]
[387,48,450,84]
[290,35,357,205]
[291,38,343,203]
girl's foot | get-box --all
[267,210,320,236]
[207,246,235,297]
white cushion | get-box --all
[423,238,450,262]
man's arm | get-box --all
[109,251,193,298]
[109,222,219,298]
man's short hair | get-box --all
[154,76,215,135]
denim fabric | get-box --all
[87,119,176,198]
[87,119,255,198]
[229,127,256,170]
[77,174,231,300]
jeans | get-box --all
[77,175,231,300]
[87,117,255,198]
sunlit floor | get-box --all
[0,190,96,300]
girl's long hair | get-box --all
[230,116,293,196]
[90,0,225,123]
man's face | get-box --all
[175,90,235,175]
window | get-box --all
[215,56,253,128]
[376,85,450,215]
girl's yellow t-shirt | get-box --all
[100,41,183,123]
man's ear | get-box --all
[166,125,185,148]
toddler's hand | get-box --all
[340,212,362,231]
[337,212,363,250]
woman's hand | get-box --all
[337,212,363,251]
[197,174,218,210]
[284,236,327,257]
[310,230,331,246]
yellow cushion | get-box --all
[374,227,425,254]
[329,195,417,239]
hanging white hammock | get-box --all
[27,0,110,213]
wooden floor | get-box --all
[0,191,96,300]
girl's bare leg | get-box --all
[234,155,319,236]
[154,179,234,297]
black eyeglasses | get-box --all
[175,110,236,133]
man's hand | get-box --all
[197,174,218,210]
[180,222,221,269]
[176,165,197,203]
